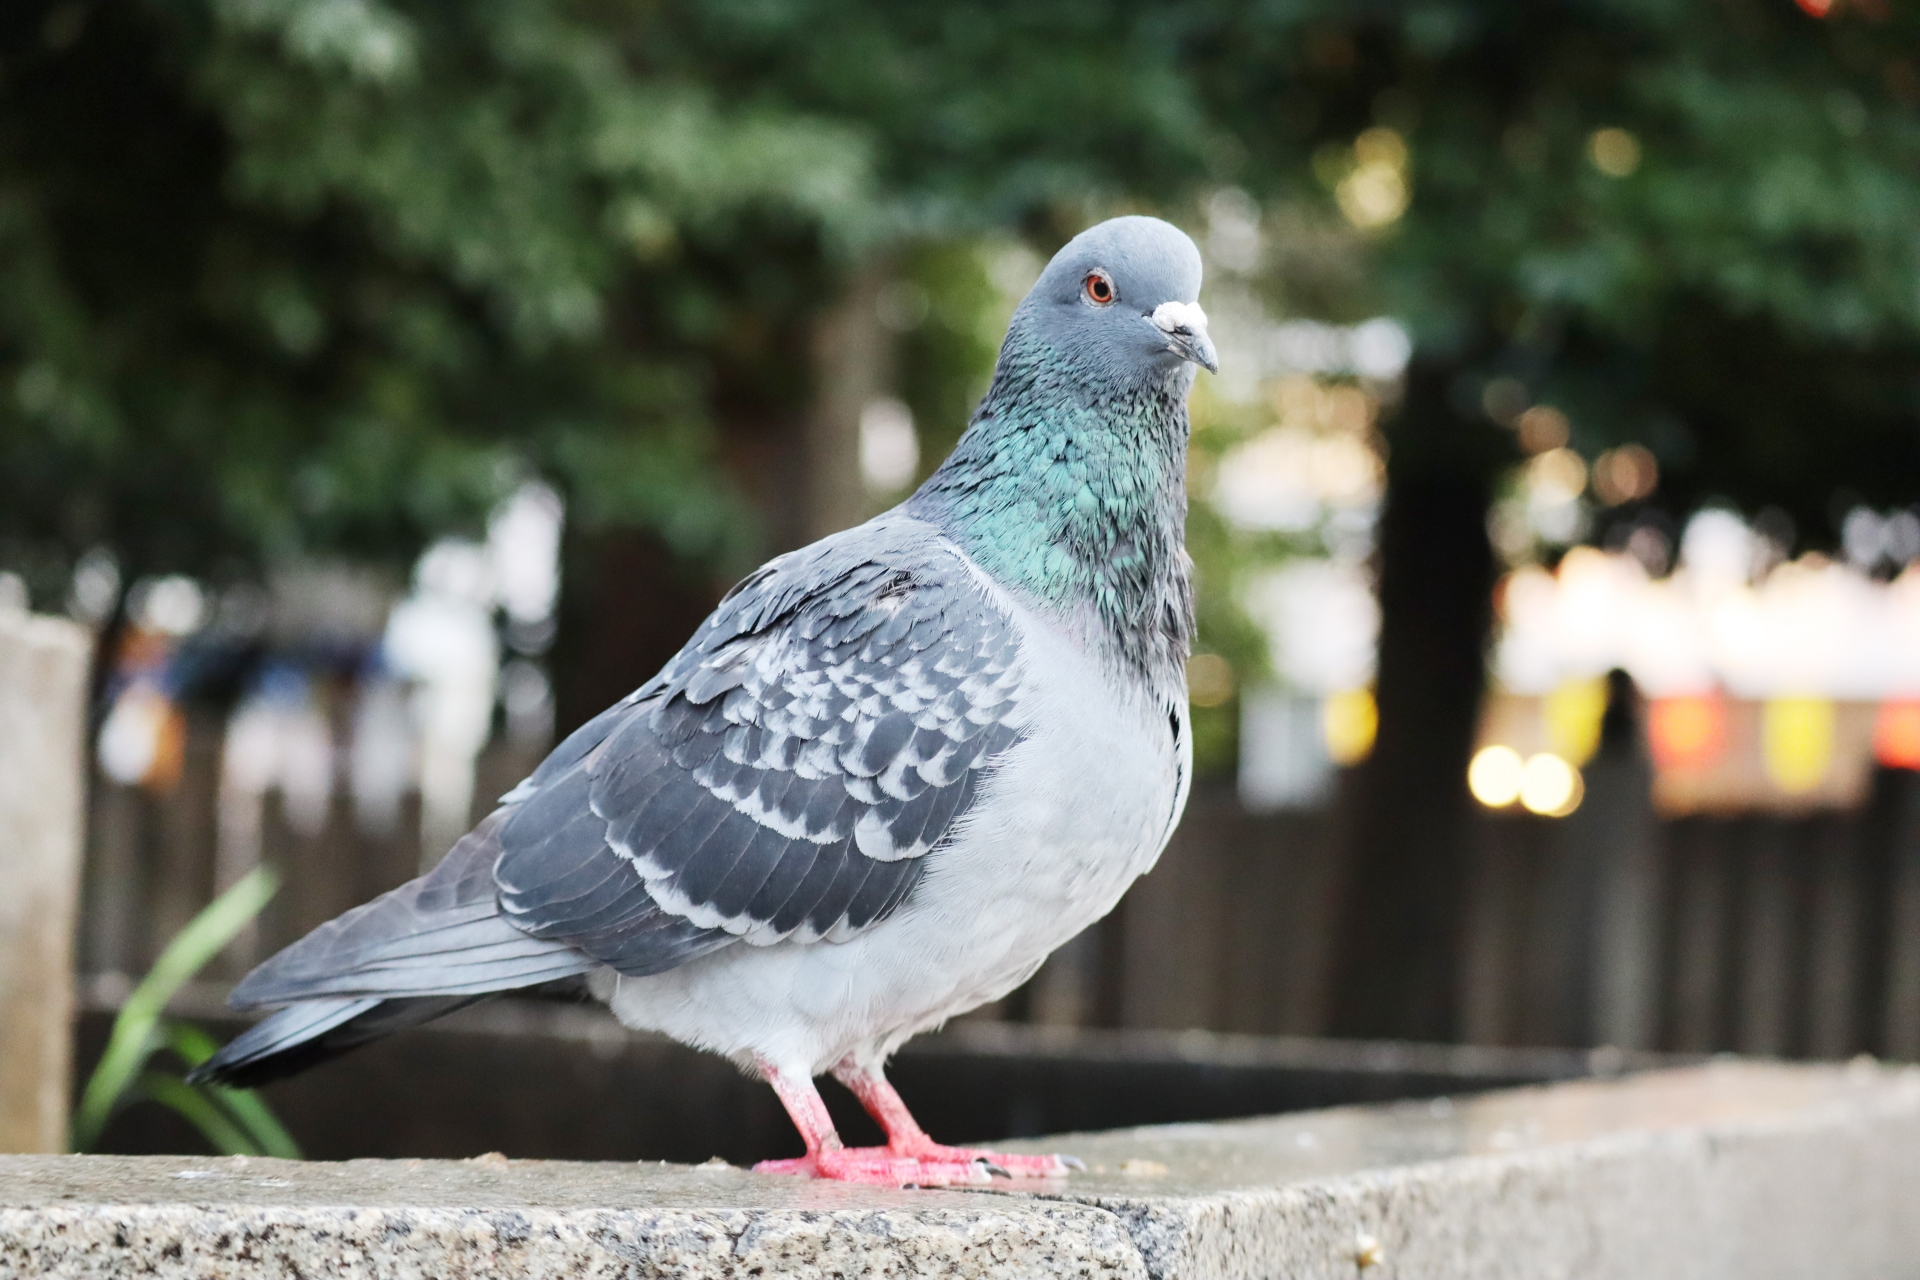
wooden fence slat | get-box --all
[1735,820,1796,1057]
[0,612,92,1154]
[1805,816,1863,1059]
[1666,820,1736,1053]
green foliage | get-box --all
[0,0,877,596]
[6,0,1918,602]
[72,865,298,1158]
[1192,0,1920,534]
[892,241,1016,480]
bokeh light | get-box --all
[1591,444,1658,506]
[1322,687,1378,765]
[1516,406,1571,454]
[1468,745,1525,807]
[1527,448,1589,504]
[1336,128,1410,228]
[1544,678,1607,766]
[1648,695,1727,772]
[1762,696,1834,794]
[1874,700,1920,771]
[1588,128,1642,177]
[1519,753,1584,817]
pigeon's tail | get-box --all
[187,994,486,1088]
[188,811,594,1088]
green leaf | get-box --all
[159,1022,303,1161]
[70,865,280,1151]
[134,1073,262,1158]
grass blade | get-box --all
[71,865,280,1150]
[135,1073,262,1157]
[161,1021,302,1160]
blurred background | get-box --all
[8,0,1920,1159]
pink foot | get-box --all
[753,1145,1077,1187]
[754,1146,994,1186]
[896,1142,1078,1179]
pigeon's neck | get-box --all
[906,330,1194,683]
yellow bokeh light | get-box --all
[1545,678,1608,766]
[1468,744,1525,807]
[1589,127,1642,177]
[1337,164,1409,228]
[1519,753,1584,817]
[1762,696,1834,794]
[1527,447,1589,502]
[1354,126,1409,169]
[1323,688,1378,766]
[1337,128,1411,231]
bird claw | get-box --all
[1059,1154,1087,1171]
[753,1144,1078,1187]
[754,1148,992,1187]
[931,1146,1076,1179]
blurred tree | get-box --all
[0,0,877,599]
[1185,0,1920,1039]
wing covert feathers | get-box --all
[496,518,1027,960]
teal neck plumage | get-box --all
[907,325,1195,683]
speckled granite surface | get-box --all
[6,1061,1919,1278]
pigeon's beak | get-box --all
[1150,300,1218,374]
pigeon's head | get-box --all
[1013,215,1216,388]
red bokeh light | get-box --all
[1874,701,1920,771]
[1648,694,1728,772]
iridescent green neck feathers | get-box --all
[907,327,1195,683]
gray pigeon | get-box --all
[193,215,1216,1186]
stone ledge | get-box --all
[4,1060,1918,1279]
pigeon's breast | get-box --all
[779,578,1189,1055]
[904,581,1189,957]
[597,554,1190,1073]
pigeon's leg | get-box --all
[829,1057,1076,1179]
[750,1060,996,1187]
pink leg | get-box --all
[831,1059,1077,1179]
[750,1060,1001,1187]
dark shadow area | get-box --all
[75,1005,1670,1166]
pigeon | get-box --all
[192,215,1217,1186]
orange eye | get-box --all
[1083,270,1115,305]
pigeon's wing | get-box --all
[493,518,1028,971]
[224,811,596,1007]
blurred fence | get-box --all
[73,717,1920,1064]
[1075,770,1920,1062]
[76,712,541,988]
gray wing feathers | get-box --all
[206,997,378,1059]
[198,519,1027,1083]
[496,516,1026,957]
[224,518,1028,1011]
[228,812,593,1009]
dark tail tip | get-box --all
[189,995,484,1089]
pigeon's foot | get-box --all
[890,1141,1077,1179]
[753,1145,1069,1187]
[753,1057,1080,1187]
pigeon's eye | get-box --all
[1083,270,1116,306]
